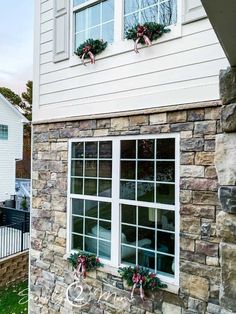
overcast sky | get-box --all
[0,1,34,95]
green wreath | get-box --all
[75,39,107,65]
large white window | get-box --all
[68,135,179,284]
[73,0,114,49]
[0,124,8,140]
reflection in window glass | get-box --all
[124,0,177,33]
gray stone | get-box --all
[170,122,194,132]
[215,133,236,185]
[219,186,236,214]
[220,67,236,105]
[188,297,206,313]
[194,121,216,135]
[181,138,204,151]
[220,242,236,312]
[201,223,211,239]
[187,109,205,121]
[221,103,236,132]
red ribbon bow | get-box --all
[134,25,152,53]
[75,255,87,279]
[81,44,95,66]
[131,273,145,301]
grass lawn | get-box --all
[0,280,28,314]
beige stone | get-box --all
[150,113,167,125]
[216,211,236,244]
[111,117,129,130]
[181,273,209,301]
[180,190,192,204]
[181,217,200,234]
[94,129,109,137]
[180,237,195,252]
[167,111,187,123]
[129,115,148,126]
[215,133,236,185]
[206,256,219,266]
[195,152,214,165]
[205,107,221,120]
[162,302,181,314]
[180,165,204,178]
[180,131,193,138]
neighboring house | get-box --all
[0,94,28,203]
[31,0,236,313]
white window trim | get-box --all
[69,0,182,67]
[67,133,180,286]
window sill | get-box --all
[63,253,179,295]
[69,24,181,68]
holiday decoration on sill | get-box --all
[67,251,103,279]
[118,266,167,301]
[75,39,107,66]
[125,22,170,53]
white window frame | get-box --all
[69,0,182,66]
[67,133,180,286]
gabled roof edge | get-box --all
[0,93,29,123]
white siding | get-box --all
[0,102,24,202]
[33,0,229,122]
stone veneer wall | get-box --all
[31,103,226,314]
[0,251,29,288]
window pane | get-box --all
[124,13,139,33]
[88,26,100,39]
[120,181,135,200]
[71,178,83,194]
[85,237,97,255]
[140,0,158,9]
[72,217,83,234]
[85,200,98,218]
[138,139,154,159]
[85,218,97,236]
[157,254,174,275]
[88,4,100,27]
[138,228,155,249]
[99,141,112,158]
[72,142,84,158]
[141,5,159,24]
[72,234,83,250]
[85,160,97,177]
[122,225,136,244]
[121,204,136,225]
[137,182,154,202]
[75,10,86,32]
[121,245,136,264]
[99,221,111,240]
[85,142,97,158]
[156,161,175,182]
[84,179,97,195]
[121,140,136,159]
[100,202,111,220]
[156,138,175,159]
[75,32,86,49]
[160,0,177,26]
[102,22,114,43]
[0,125,8,140]
[99,180,112,197]
[157,231,175,254]
[71,160,83,177]
[124,1,139,15]
[74,0,87,6]
[138,249,155,270]
[137,161,154,181]
[157,209,175,231]
[72,199,84,215]
[99,160,112,178]
[99,240,111,259]
[102,0,114,22]
[156,183,175,205]
[121,161,136,180]
[138,206,155,228]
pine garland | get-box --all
[118,266,167,291]
[67,251,103,272]
[75,39,107,60]
[125,22,170,45]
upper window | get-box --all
[73,0,114,49]
[0,124,8,140]
[124,0,177,33]
[69,135,179,284]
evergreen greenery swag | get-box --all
[67,251,103,275]
[75,39,107,60]
[125,22,170,44]
[118,266,167,291]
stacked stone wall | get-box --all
[0,251,29,288]
[31,103,227,314]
